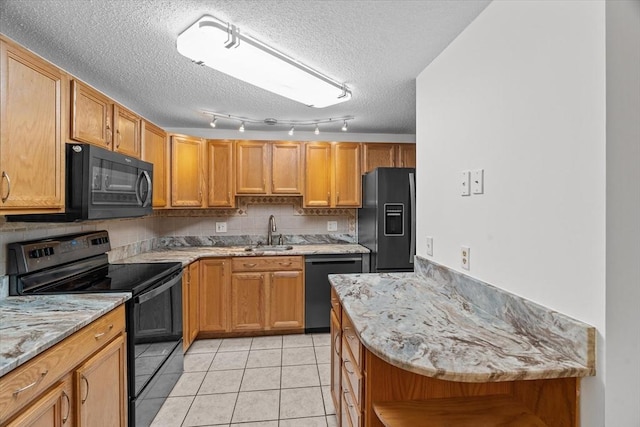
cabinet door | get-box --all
[142,121,168,207]
[171,135,204,207]
[6,379,72,427]
[330,310,342,427]
[333,143,361,207]
[231,273,266,332]
[271,142,302,194]
[70,79,113,149]
[397,144,416,168]
[199,258,230,333]
[362,143,396,174]
[113,104,141,158]
[267,271,304,330]
[75,334,127,427]
[0,41,65,210]
[188,261,200,345]
[236,140,268,194]
[182,263,192,351]
[207,140,235,207]
[304,142,332,207]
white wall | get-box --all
[416,1,606,424]
[605,1,640,425]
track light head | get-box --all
[342,121,348,132]
[314,124,320,135]
[239,121,245,132]
[210,117,217,128]
[288,126,294,136]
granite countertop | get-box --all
[117,244,369,266]
[329,268,595,383]
[0,293,130,377]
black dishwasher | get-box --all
[305,254,367,333]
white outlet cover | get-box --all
[461,246,470,270]
[327,221,338,231]
[215,222,227,233]
[426,237,433,256]
[472,169,484,194]
[460,171,470,196]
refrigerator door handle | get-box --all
[409,172,416,264]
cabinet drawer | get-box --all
[231,256,303,272]
[342,314,362,369]
[341,344,363,408]
[0,305,125,423]
[342,385,361,427]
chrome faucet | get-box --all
[267,215,277,246]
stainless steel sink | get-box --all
[244,245,294,252]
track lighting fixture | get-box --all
[204,112,354,134]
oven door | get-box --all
[129,271,183,399]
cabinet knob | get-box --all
[1,171,11,203]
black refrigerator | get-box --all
[358,167,416,272]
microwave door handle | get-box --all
[141,170,152,207]
[134,172,143,206]
[409,172,416,264]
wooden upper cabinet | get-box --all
[362,143,396,173]
[304,142,332,207]
[207,140,235,207]
[271,142,302,194]
[397,144,416,168]
[142,121,168,207]
[70,79,113,149]
[236,140,268,194]
[362,143,416,174]
[0,39,66,212]
[333,142,361,207]
[303,142,361,208]
[171,135,204,207]
[113,104,141,158]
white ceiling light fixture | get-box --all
[209,117,217,128]
[206,113,354,134]
[177,15,352,108]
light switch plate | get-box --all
[461,171,470,196]
[472,169,484,194]
[327,221,338,231]
[426,237,433,256]
[215,222,227,233]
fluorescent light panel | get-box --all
[177,15,352,108]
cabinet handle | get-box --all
[106,118,112,143]
[344,359,355,375]
[278,262,292,267]
[81,375,89,404]
[337,192,340,203]
[343,389,354,408]
[94,324,114,339]
[327,192,330,204]
[1,171,11,203]
[227,192,231,203]
[12,370,48,397]
[62,391,70,423]
[116,129,121,148]
[333,332,341,355]
[243,263,257,268]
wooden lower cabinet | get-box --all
[230,256,304,334]
[5,378,72,427]
[183,261,200,351]
[0,307,127,426]
[75,334,127,427]
[330,297,580,427]
[199,258,230,333]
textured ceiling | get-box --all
[0,0,490,135]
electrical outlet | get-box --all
[215,222,227,233]
[472,169,484,194]
[460,171,470,196]
[327,221,338,231]
[461,246,470,270]
[426,236,433,256]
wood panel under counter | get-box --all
[328,257,595,427]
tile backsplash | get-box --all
[0,200,355,278]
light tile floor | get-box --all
[151,333,338,427]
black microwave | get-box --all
[8,143,153,222]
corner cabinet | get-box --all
[304,142,361,208]
[142,121,169,208]
[0,38,66,213]
[171,134,204,207]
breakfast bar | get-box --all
[329,257,595,427]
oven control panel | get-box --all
[7,230,111,275]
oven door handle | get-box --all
[135,272,182,304]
